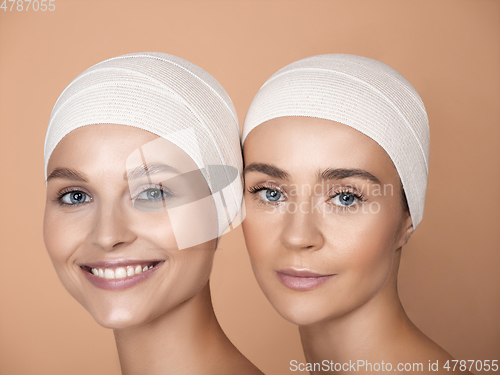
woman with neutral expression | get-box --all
[241,54,471,375]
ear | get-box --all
[396,212,414,248]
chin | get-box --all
[280,310,322,327]
[270,290,359,327]
[87,306,148,330]
[267,295,329,327]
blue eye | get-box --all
[332,192,358,207]
[266,189,281,201]
[258,188,284,202]
[60,191,91,205]
[137,188,170,201]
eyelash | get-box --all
[247,184,366,211]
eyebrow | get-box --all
[46,163,180,183]
[243,163,290,181]
[244,163,380,185]
[125,163,180,180]
[46,168,88,183]
[319,168,381,185]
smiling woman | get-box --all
[241,54,472,375]
[43,52,263,375]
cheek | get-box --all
[148,211,216,290]
[177,247,215,284]
[139,213,178,250]
[331,211,400,292]
[43,205,92,302]
[43,206,81,267]
[241,200,275,268]
[151,197,218,250]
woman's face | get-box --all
[44,124,217,329]
[242,116,412,326]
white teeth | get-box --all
[89,263,158,279]
[115,267,127,279]
[104,269,115,279]
[127,267,135,277]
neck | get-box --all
[299,252,422,373]
[114,282,259,375]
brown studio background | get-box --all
[0,1,499,374]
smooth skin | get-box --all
[242,116,470,375]
[44,124,263,375]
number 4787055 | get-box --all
[1,0,56,11]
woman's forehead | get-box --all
[243,117,397,181]
[47,124,197,177]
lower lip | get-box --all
[82,263,164,291]
[276,272,335,291]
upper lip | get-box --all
[276,268,335,278]
[77,259,164,269]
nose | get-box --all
[280,198,324,251]
[89,199,137,251]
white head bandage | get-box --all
[242,54,429,228]
[44,52,243,245]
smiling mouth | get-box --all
[81,261,163,280]
[80,261,165,291]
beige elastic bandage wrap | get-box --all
[44,52,243,238]
[242,54,429,228]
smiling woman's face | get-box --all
[44,124,217,329]
[242,116,412,326]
